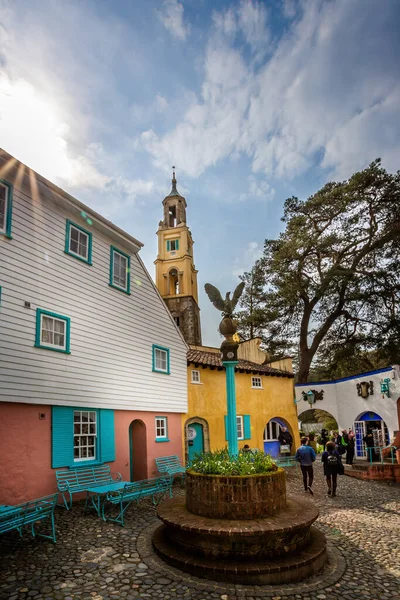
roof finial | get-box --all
[171,165,178,193]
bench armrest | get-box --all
[57,480,71,493]
[111,471,122,482]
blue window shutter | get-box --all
[176,239,179,250]
[99,409,115,463]
[224,415,228,441]
[244,415,251,440]
[167,240,170,251]
[52,406,74,468]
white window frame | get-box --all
[153,346,170,374]
[263,420,281,442]
[237,415,244,440]
[0,182,8,234]
[155,416,168,440]
[252,376,262,388]
[73,410,97,462]
[112,250,128,291]
[191,369,201,384]
[40,314,67,351]
[69,224,89,261]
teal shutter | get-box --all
[99,409,115,462]
[167,240,170,251]
[52,406,74,468]
[176,239,179,250]
[244,415,251,440]
[224,415,228,441]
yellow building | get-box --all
[155,172,299,462]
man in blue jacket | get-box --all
[295,437,316,495]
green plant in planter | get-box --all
[189,448,278,476]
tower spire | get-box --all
[169,165,179,196]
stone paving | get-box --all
[1,463,399,600]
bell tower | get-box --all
[155,169,202,346]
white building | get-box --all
[295,366,400,459]
[0,148,188,504]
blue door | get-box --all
[188,423,204,463]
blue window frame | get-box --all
[52,406,115,467]
[0,179,13,239]
[109,246,131,294]
[64,219,93,264]
[166,239,179,252]
[35,308,71,354]
[155,416,169,442]
[152,344,170,374]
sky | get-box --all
[1,0,399,345]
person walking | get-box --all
[295,437,316,495]
[321,441,343,497]
[346,431,355,465]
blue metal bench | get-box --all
[102,477,171,526]
[0,494,57,543]
[275,456,297,468]
[56,464,122,509]
[155,455,186,481]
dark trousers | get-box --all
[326,473,338,494]
[301,465,314,490]
[346,449,354,465]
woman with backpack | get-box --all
[321,440,344,497]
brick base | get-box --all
[186,468,286,519]
[153,524,327,585]
[345,463,400,483]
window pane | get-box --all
[54,320,65,333]
[70,227,79,242]
[41,329,53,344]
[113,252,127,288]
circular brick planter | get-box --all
[186,468,286,519]
[157,495,317,559]
[153,466,328,584]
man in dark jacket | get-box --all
[295,437,316,495]
[278,426,293,449]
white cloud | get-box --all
[232,241,262,277]
[143,0,400,184]
[237,0,269,56]
[158,0,190,41]
[239,175,275,202]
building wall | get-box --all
[0,158,188,412]
[0,402,183,504]
[184,366,299,455]
[295,366,400,439]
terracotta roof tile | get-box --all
[187,349,293,378]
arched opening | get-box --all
[184,417,210,465]
[263,417,294,458]
[129,419,148,481]
[354,411,389,460]
[168,268,180,295]
[298,408,338,436]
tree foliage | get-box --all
[237,160,400,382]
[235,261,269,340]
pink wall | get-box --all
[0,402,183,505]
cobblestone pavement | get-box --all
[1,463,399,600]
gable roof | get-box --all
[187,348,294,378]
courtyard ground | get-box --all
[0,462,399,600]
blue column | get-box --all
[223,361,239,457]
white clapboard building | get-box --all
[0,148,187,504]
